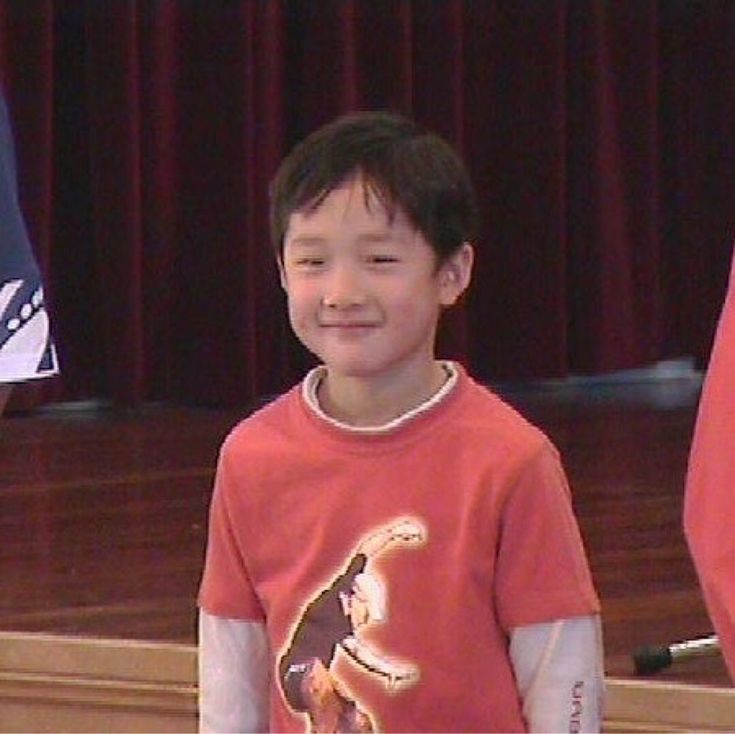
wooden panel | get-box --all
[1,632,734,733]
[0,632,196,733]
[605,677,735,733]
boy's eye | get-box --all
[367,254,399,264]
[294,257,326,267]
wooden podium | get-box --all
[1,630,734,733]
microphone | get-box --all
[633,634,720,675]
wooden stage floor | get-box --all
[1,369,731,690]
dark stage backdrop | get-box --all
[1,0,734,408]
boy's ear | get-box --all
[438,242,474,306]
[277,256,288,291]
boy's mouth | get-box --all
[320,320,378,329]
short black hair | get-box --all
[269,111,477,263]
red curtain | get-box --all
[1,0,734,408]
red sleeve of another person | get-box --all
[684,245,735,681]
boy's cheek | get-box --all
[288,284,323,310]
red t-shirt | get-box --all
[199,365,599,732]
[685,248,735,682]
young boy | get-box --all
[198,111,603,733]
[0,92,58,413]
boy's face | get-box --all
[279,177,472,384]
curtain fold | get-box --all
[566,1,663,373]
[86,1,145,402]
[1,0,734,408]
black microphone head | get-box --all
[632,644,673,675]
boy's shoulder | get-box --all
[222,384,301,453]
[455,372,555,461]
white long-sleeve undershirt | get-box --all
[197,611,604,733]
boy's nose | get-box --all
[321,266,366,309]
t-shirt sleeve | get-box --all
[199,437,265,620]
[494,441,600,630]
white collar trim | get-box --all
[301,361,459,434]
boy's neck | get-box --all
[316,360,450,428]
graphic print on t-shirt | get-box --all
[277,517,426,733]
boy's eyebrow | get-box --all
[287,231,406,246]
[286,236,327,247]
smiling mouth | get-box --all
[320,322,377,328]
